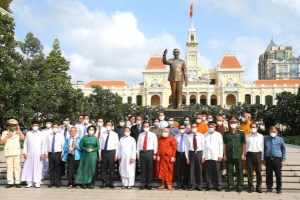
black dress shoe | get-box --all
[5,184,13,188]
[248,187,254,193]
[256,187,262,193]
[139,185,145,190]
[146,185,152,190]
[226,187,233,192]
[109,184,115,189]
[205,187,211,191]
[237,188,243,193]
[182,186,187,190]
[15,184,21,188]
[175,186,181,190]
[195,186,202,191]
[56,184,60,188]
[188,187,194,191]
[266,188,272,193]
[276,189,282,194]
[48,184,54,188]
[216,188,222,192]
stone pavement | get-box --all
[0,187,299,200]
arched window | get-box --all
[136,95,142,106]
[226,94,236,105]
[151,95,160,106]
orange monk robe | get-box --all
[197,121,208,134]
[157,136,177,185]
[240,121,252,136]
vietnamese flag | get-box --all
[190,3,193,18]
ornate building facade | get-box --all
[76,22,300,108]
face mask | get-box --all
[230,124,237,129]
[162,132,169,137]
[88,130,95,135]
[154,122,160,127]
[106,126,112,131]
[202,117,206,121]
[196,119,201,123]
[53,128,59,133]
[251,128,257,133]
[63,121,70,126]
[270,132,277,137]
[46,123,52,128]
[144,127,150,132]
[8,127,16,132]
[217,121,223,125]
[119,122,125,127]
[124,131,130,137]
[241,118,246,123]
[208,128,215,133]
[207,119,213,122]
[192,128,197,133]
[136,120,142,125]
[159,116,165,121]
[168,121,174,126]
[179,129,185,134]
[83,119,89,124]
[32,126,39,131]
[184,121,190,125]
[97,122,103,127]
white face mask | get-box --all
[154,122,160,127]
[136,120,142,125]
[270,132,277,137]
[241,118,246,123]
[196,119,201,123]
[106,126,112,131]
[159,116,165,121]
[217,121,223,125]
[144,127,150,132]
[162,132,169,137]
[97,122,103,127]
[63,121,70,126]
[251,128,257,133]
[124,132,130,137]
[192,128,197,133]
[88,130,95,135]
[46,123,52,128]
[32,126,39,131]
[202,117,206,121]
[207,119,213,122]
[230,124,237,129]
[168,121,174,126]
[53,128,59,133]
[83,119,89,124]
[208,128,215,133]
[119,122,125,127]
[179,129,185,134]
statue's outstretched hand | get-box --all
[163,49,168,55]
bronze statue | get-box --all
[163,48,188,109]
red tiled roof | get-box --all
[255,80,300,85]
[219,55,242,69]
[145,57,165,70]
[85,81,127,87]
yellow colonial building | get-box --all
[76,22,300,108]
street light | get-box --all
[76,80,83,90]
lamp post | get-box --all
[76,80,83,90]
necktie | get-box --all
[138,124,141,132]
[104,132,110,151]
[98,127,101,139]
[143,132,148,151]
[64,127,67,140]
[51,133,55,153]
[71,138,75,155]
[180,134,184,152]
[193,134,198,151]
[83,124,87,136]
[271,138,275,157]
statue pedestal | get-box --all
[164,109,191,122]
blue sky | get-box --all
[11,0,300,84]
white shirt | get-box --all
[175,133,188,153]
[137,131,158,155]
[95,126,106,140]
[75,123,92,138]
[185,132,205,159]
[204,131,223,160]
[1,131,22,156]
[246,132,264,157]
[45,132,65,153]
[60,126,71,141]
[100,131,119,157]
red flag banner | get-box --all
[190,3,193,18]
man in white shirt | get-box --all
[185,123,205,191]
[204,121,223,191]
[100,121,119,188]
[137,122,158,190]
[78,115,92,138]
[45,123,65,188]
[60,117,71,177]
[245,122,264,193]
[174,124,189,190]
[42,119,53,178]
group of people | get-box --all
[0,112,286,194]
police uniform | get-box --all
[223,129,245,190]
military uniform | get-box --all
[223,130,245,190]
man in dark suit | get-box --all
[130,116,144,142]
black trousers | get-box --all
[48,152,62,185]
[246,152,262,188]
[101,150,116,185]
[265,157,282,190]
[188,151,203,188]
[140,150,154,185]
[67,154,79,186]
[175,151,189,187]
[205,160,222,189]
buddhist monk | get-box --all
[197,112,208,134]
[239,113,252,175]
[157,128,177,190]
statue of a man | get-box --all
[163,48,188,109]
